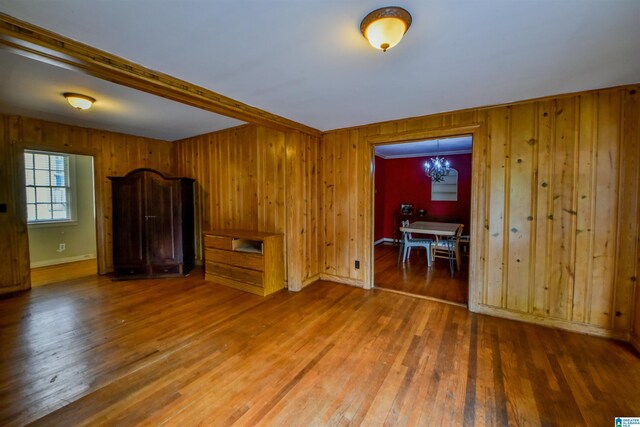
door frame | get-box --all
[366,124,481,309]
[20,144,105,276]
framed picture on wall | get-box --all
[400,204,414,215]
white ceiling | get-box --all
[375,136,472,159]
[0,0,639,139]
[0,49,244,141]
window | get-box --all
[24,150,75,223]
[431,168,458,201]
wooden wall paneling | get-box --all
[360,128,374,288]
[323,131,337,276]
[532,101,554,316]
[172,124,325,290]
[335,129,349,279]
[485,107,509,307]
[573,94,597,324]
[0,115,173,291]
[614,89,640,333]
[506,104,536,313]
[588,92,621,328]
[348,129,359,282]
[546,97,578,320]
[285,131,304,290]
[321,84,640,340]
[0,117,30,293]
[468,112,488,310]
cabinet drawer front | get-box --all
[205,248,263,271]
[206,261,263,286]
[203,234,234,250]
[151,264,181,276]
[114,266,148,277]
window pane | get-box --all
[51,203,68,219]
[25,169,34,186]
[51,170,66,187]
[52,188,67,203]
[27,204,36,222]
[50,156,65,171]
[26,187,36,203]
[36,187,52,203]
[36,204,52,221]
[24,152,33,169]
[34,169,50,186]
[25,151,73,224]
[33,154,50,170]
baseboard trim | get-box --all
[31,258,98,286]
[474,304,630,341]
[319,274,365,288]
[374,238,398,246]
[31,254,96,268]
[630,332,640,352]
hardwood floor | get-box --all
[374,243,469,304]
[1,270,638,426]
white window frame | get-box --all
[24,150,77,226]
[431,168,458,201]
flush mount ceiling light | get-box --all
[360,6,412,52]
[63,93,96,110]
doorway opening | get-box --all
[24,150,98,286]
[373,135,472,305]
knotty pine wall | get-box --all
[0,115,172,294]
[321,85,640,340]
[171,125,322,290]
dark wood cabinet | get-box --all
[109,168,195,279]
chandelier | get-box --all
[424,140,451,182]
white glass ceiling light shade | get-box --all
[360,7,412,52]
[63,93,96,110]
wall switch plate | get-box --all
[355,260,360,269]
[57,243,66,252]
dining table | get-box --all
[398,221,463,267]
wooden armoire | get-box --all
[109,168,195,279]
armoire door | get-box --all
[144,172,182,273]
[112,172,146,273]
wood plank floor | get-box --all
[1,270,638,426]
[374,243,469,304]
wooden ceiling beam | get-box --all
[0,13,321,137]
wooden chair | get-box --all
[399,220,433,265]
[431,224,464,275]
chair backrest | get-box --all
[401,220,411,241]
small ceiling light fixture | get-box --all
[424,140,451,182]
[63,93,96,110]
[360,6,412,52]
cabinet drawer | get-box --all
[205,248,263,271]
[203,234,234,250]
[114,266,148,277]
[205,261,263,286]
[151,264,181,275]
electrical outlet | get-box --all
[355,260,360,269]
[57,243,66,252]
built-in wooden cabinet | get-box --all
[203,230,284,296]
[109,168,195,279]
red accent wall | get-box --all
[374,156,386,241]
[374,153,472,240]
